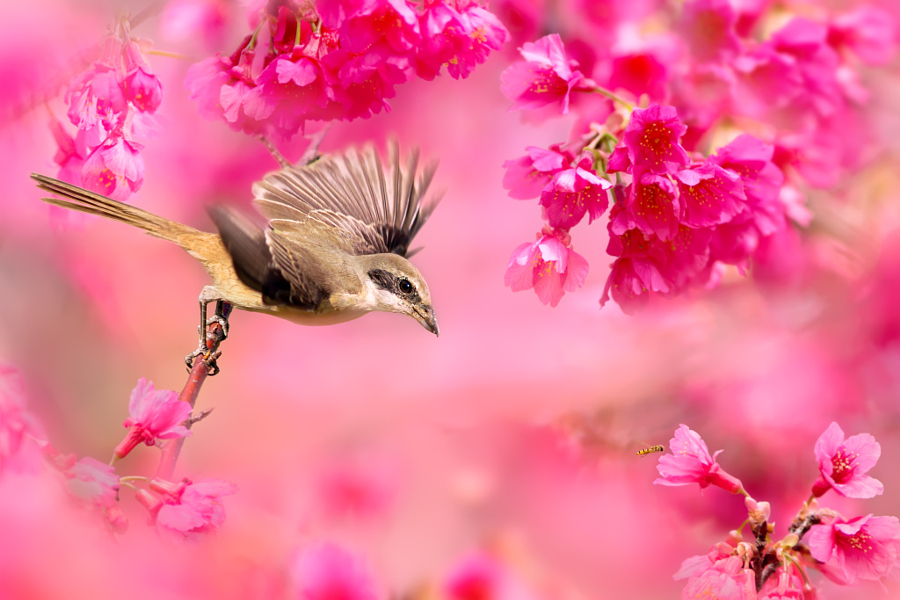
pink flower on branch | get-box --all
[113,378,192,460]
[500,34,586,114]
[122,42,163,113]
[505,226,589,307]
[808,514,900,584]
[147,477,238,540]
[679,556,757,600]
[811,422,883,499]
[675,160,746,228]
[81,133,145,201]
[620,104,690,174]
[417,2,508,80]
[63,456,120,510]
[654,424,744,494]
[610,167,681,241]
[539,151,611,229]
[502,145,573,200]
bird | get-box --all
[31,143,440,368]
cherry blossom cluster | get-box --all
[655,423,898,598]
[185,0,508,140]
[50,20,162,202]
[500,0,896,312]
[0,365,236,540]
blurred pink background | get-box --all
[1,0,900,598]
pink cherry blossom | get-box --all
[151,477,238,540]
[337,0,421,56]
[600,223,671,314]
[730,44,804,121]
[679,556,757,600]
[184,54,238,123]
[448,5,509,80]
[828,7,897,66]
[770,18,842,120]
[654,424,744,493]
[710,134,785,236]
[675,161,746,228]
[620,104,690,174]
[48,118,86,187]
[290,543,378,600]
[539,151,611,228]
[124,67,163,113]
[610,167,681,241]
[113,378,192,460]
[811,422,883,499]
[607,53,668,102]
[63,457,119,509]
[122,42,163,113]
[758,567,807,600]
[679,0,742,64]
[808,514,900,584]
[500,34,586,114]
[66,36,129,131]
[502,145,572,200]
[81,133,145,201]
[505,226,589,307]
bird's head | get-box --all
[360,254,438,336]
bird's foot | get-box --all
[206,314,229,340]
[184,346,223,376]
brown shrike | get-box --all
[31,144,440,364]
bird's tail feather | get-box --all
[31,174,198,244]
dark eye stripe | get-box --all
[368,269,421,303]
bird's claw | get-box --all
[206,314,229,339]
[184,347,222,376]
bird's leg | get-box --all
[207,300,230,340]
[184,286,230,374]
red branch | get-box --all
[155,303,232,480]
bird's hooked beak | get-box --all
[413,305,440,336]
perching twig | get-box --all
[155,303,232,480]
[298,124,332,166]
[259,136,291,169]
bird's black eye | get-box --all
[398,278,413,294]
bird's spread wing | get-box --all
[251,143,439,258]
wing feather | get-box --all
[252,143,439,258]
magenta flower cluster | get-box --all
[185,0,508,140]
[51,26,163,202]
[654,423,899,598]
[500,0,896,312]
[2,367,237,538]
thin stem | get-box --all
[119,480,141,492]
[146,49,190,60]
[586,86,634,111]
[260,136,291,169]
[298,124,332,166]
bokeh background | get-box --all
[1,0,900,598]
